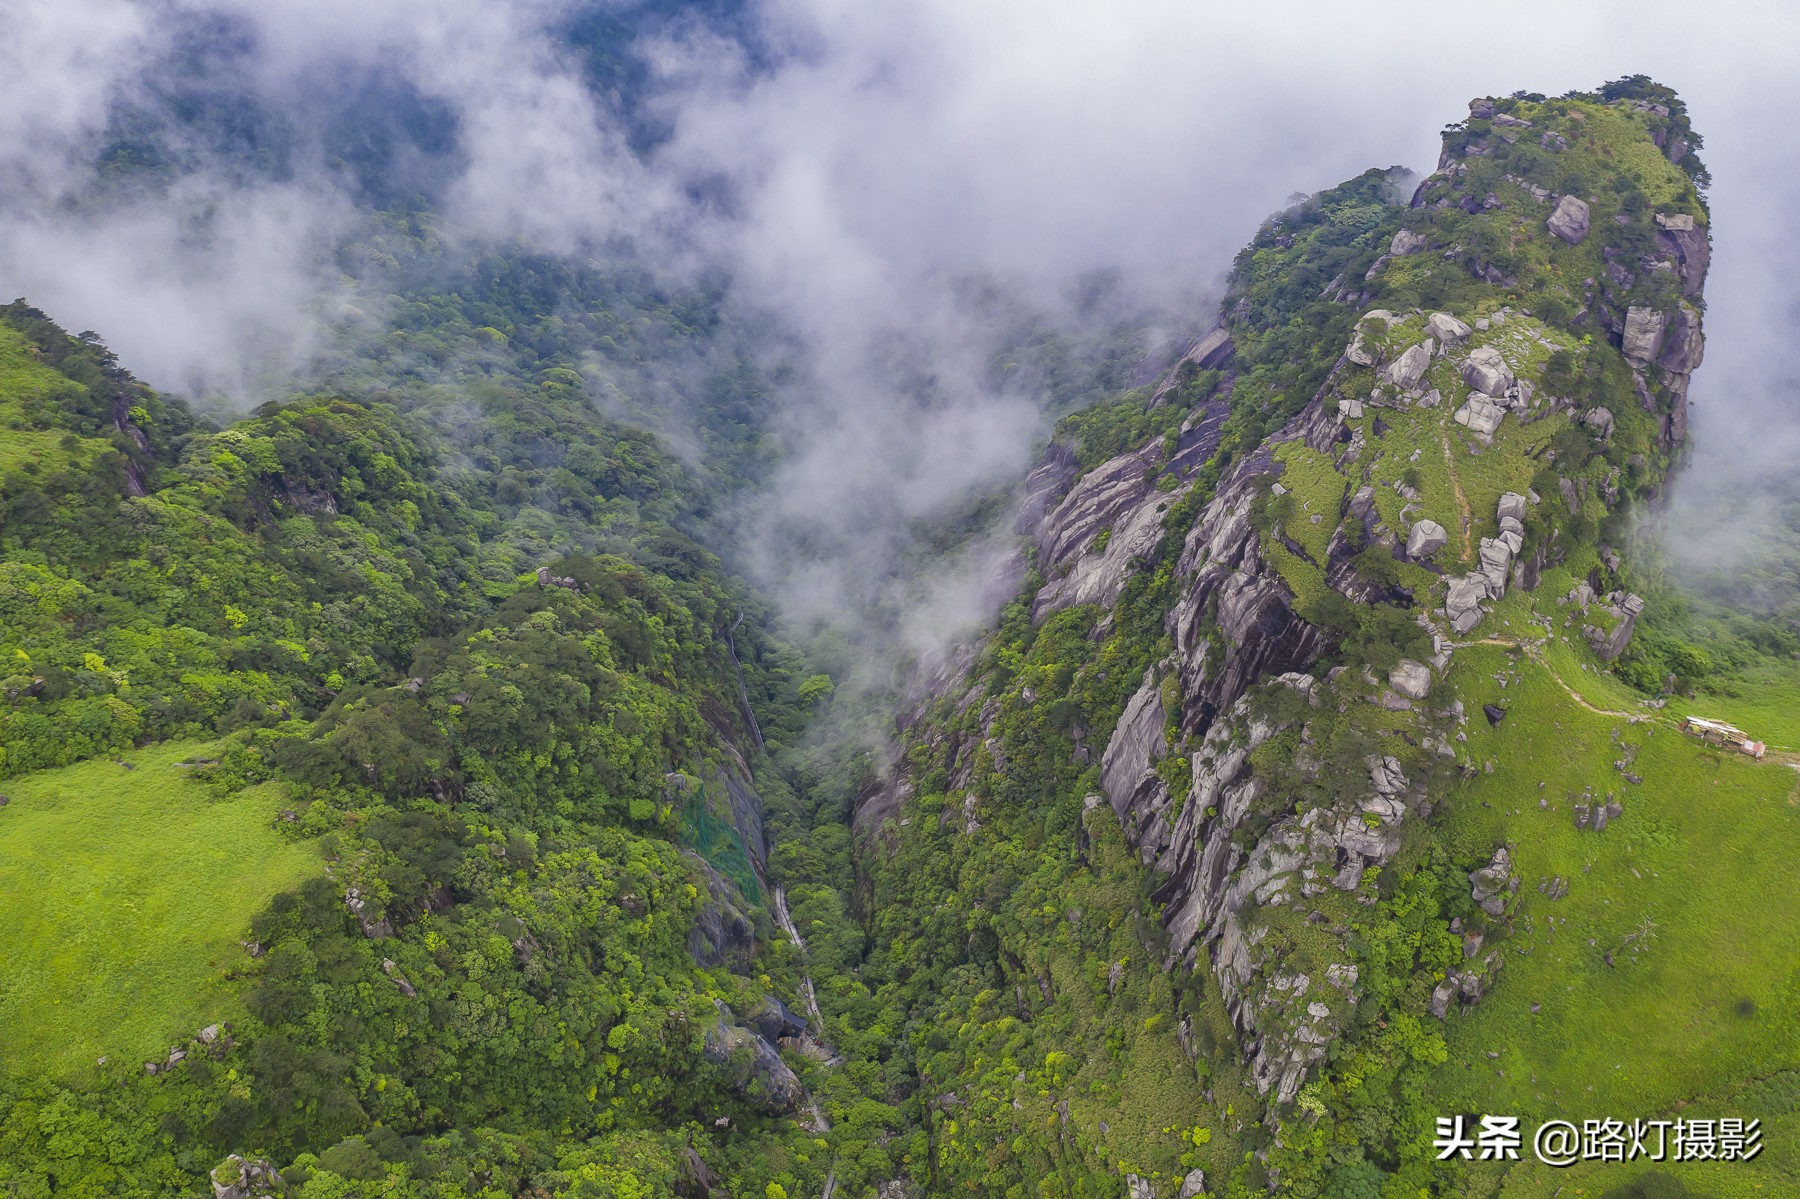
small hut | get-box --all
[1681,716,1766,759]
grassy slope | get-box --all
[1669,658,1800,754]
[0,323,106,472]
[1436,645,1800,1197]
[1252,218,1800,1188]
[1272,447,1800,1194]
[0,740,321,1078]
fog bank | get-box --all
[3,0,1796,643]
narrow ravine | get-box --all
[772,886,830,1038]
[731,613,843,1195]
[725,612,766,751]
[773,884,841,1197]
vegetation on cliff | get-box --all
[2,73,1797,1199]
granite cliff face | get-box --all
[856,81,1709,1135]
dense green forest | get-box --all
[3,47,1799,1199]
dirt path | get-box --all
[1462,636,1649,721]
[1457,638,1800,786]
[1542,664,1642,721]
[1440,424,1475,564]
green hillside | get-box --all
[0,300,841,1198]
[0,741,322,1078]
[1,72,1796,1199]
[821,78,1800,1199]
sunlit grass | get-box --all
[0,740,322,1078]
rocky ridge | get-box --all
[855,80,1709,1178]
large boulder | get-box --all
[1622,306,1666,364]
[1428,312,1471,344]
[211,1157,280,1199]
[1345,310,1397,366]
[1390,229,1429,256]
[1386,340,1435,389]
[748,995,811,1043]
[1546,195,1591,244]
[1445,574,1487,633]
[703,1001,804,1112]
[1389,660,1433,701]
[1497,516,1524,555]
[1461,345,1514,396]
[1406,518,1448,559]
[1478,537,1513,596]
[1453,395,1506,438]
[1469,847,1513,916]
[1496,492,1528,522]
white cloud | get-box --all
[2,0,1797,616]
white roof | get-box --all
[1685,716,1744,735]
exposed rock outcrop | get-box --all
[1139,678,1420,1104]
[1658,303,1704,374]
[381,959,417,998]
[1586,593,1646,661]
[1429,966,1492,1019]
[856,83,1713,1137]
[1016,443,1081,537]
[1441,493,1531,633]
[1345,310,1397,367]
[1469,847,1513,917]
[1150,324,1235,405]
[344,886,394,940]
[1405,519,1447,560]
[703,1000,803,1113]
[1460,345,1514,397]
[1033,445,1186,618]
[1100,668,1172,853]
[1622,306,1666,365]
[211,1156,280,1199]
[1168,452,1335,738]
[1546,194,1591,243]
[686,857,756,971]
[1654,212,1711,298]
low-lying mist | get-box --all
[5,0,1799,674]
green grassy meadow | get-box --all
[0,740,321,1078]
[1253,281,1800,1193]
[1427,645,1800,1196]
[1675,657,1800,754]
